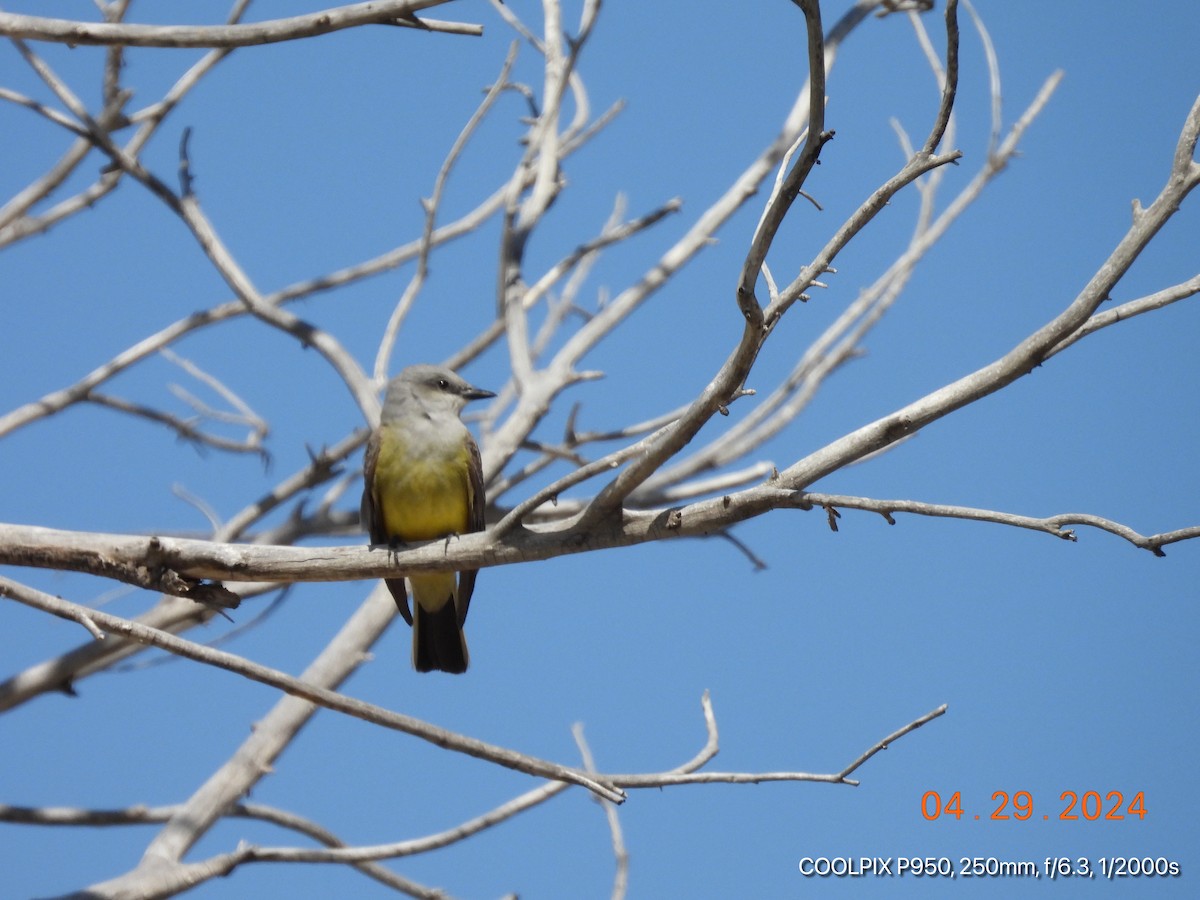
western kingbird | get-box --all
[361,365,494,673]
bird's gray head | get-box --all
[381,364,495,422]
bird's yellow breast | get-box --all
[374,428,471,541]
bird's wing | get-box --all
[456,433,487,626]
[362,429,413,625]
[360,430,384,544]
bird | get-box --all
[361,364,494,673]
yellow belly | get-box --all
[375,432,470,541]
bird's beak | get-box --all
[463,385,496,402]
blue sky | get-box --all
[2,1,1198,897]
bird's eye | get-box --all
[437,379,450,389]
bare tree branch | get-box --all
[0,426,367,711]
[774,92,1200,493]
[0,800,442,897]
[574,724,629,900]
[1046,272,1200,357]
[0,2,482,48]
[798,493,1200,557]
[374,40,521,384]
[47,691,936,893]
[0,577,627,804]
[4,458,1198,600]
[576,0,960,527]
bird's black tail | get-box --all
[384,578,412,624]
[413,600,469,674]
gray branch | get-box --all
[0,2,481,48]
